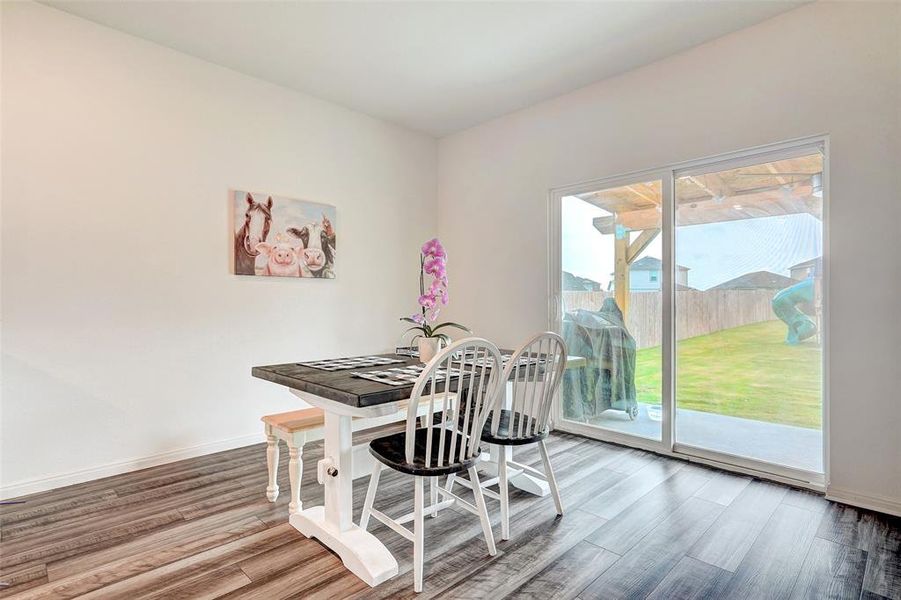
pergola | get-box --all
[575,155,823,318]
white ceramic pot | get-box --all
[417,337,443,363]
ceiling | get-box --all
[43,1,804,137]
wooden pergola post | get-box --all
[614,232,630,318]
[611,226,661,321]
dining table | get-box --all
[252,351,585,587]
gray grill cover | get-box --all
[561,299,637,420]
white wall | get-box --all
[438,2,901,511]
[0,2,437,496]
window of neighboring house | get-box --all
[649,271,659,282]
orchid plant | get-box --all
[400,238,470,344]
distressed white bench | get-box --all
[263,399,434,514]
[263,408,324,514]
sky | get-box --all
[562,195,822,291]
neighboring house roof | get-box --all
[710,271,796,291]
[789,257,822,271]
[562,271,602,292]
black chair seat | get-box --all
[481,409,549,446]
[369,426,479,477]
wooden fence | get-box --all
[562,289,778,349]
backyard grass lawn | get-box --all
[635,320,822,429]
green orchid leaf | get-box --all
[431,321,472,333]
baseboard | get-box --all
[826,486,901,517]
[0,432,264,500]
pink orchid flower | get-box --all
[402,238,469,335]
[418,294,436,309]
[424,257,446,279]
[421,238,446,258]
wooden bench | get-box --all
[262,399,437,514]
[263,408,325,514]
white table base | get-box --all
[480,446,550,497]
[478,380,550,497]
[290,506,397,586]
[288,390,399,587]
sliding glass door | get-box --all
[552,138,826,482]
[674,151,824,473]
[557,177,664,443]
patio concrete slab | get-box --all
[585,405,823,473]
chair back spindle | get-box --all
[492,332,566,441]
[405,338,505,467]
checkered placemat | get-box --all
[351,365,463,386]
[298,356,405,371]
[454,351,544,370]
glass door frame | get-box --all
[548,135,829,490]
[548,169,673,455]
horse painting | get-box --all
[231,190,337,279]
[233,193,273,276]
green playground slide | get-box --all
[771,277,817,344]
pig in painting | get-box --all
[255,240,303,277]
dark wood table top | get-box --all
[252,354,430,409]
[252,350,583,410]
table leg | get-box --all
[289,411,398,586]
[479,381,550,497]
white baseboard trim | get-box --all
[1,432,264,500]
[826,486,901,517]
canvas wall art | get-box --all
[232,190,336,278]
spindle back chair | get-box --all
[360,337,505,592]
[449,332,567,541]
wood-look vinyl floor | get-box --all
[1,432,898,599]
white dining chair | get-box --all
[360,337,505,593]
[448,332,567,541]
